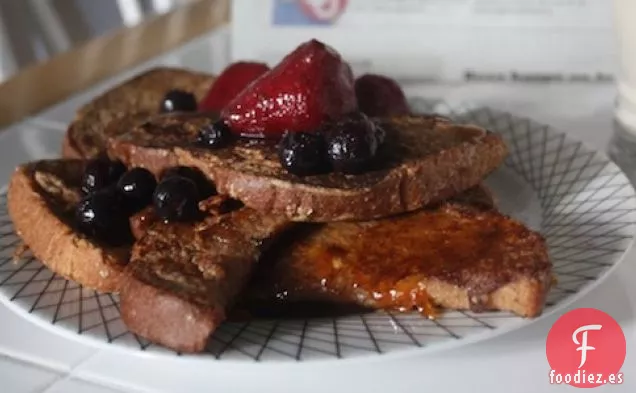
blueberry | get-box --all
[278,132,330,176]
[81,159,126,195]
[153,176,200,221]
[160,166,216,199]
[75,187,131,246]
[159,89,197,113]
[117,168,157,213]
[341,112,385,144]
[196,120,231,149]
[325,113,378,174]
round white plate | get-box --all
[0,102,635,363]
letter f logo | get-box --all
[572,324,602,368]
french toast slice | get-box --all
[249,189,551,318]
[120,208,291,353]
[107,112,508,222]
[7,160,130,292]
[63,67,214,159]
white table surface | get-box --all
[0,28,634,393]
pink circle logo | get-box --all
[299,0,348,23]
[546,308,626,388]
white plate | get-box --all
[0,102,635,363]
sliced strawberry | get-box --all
[355,74,409,117]
[221,39,357,138]
[198,62,270,112]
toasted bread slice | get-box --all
[120,209,290,353]
[63,67,214,159]
[250,191,551,318]
[7,160,129,292]
[107,113,508,222]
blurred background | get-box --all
[0,0,618,84]
[0,0,197,82]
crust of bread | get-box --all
[422,275,551,318]
[7,160,128,292]
[119,274,222,353]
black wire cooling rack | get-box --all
[0,104,634,362]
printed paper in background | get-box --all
[231,0,616,83]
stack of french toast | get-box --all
[7,39,552,353]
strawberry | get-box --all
[221,39,357,138]
[354,74,409,117]
[198,62,270,112]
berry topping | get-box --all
[324,113,379,174]
[75,187,132,246]
[221,39,357,139]
[354,74,409,117]
[342,111,387,145]
[81,159,126,195]
[117,168,157,213]
[160,89,197,113]
[278,132,330,176]
[196,120,231,149]
[153,176,201,221]
[198,62,270,113]
[161,166,216,199]
[374,122,387,146]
